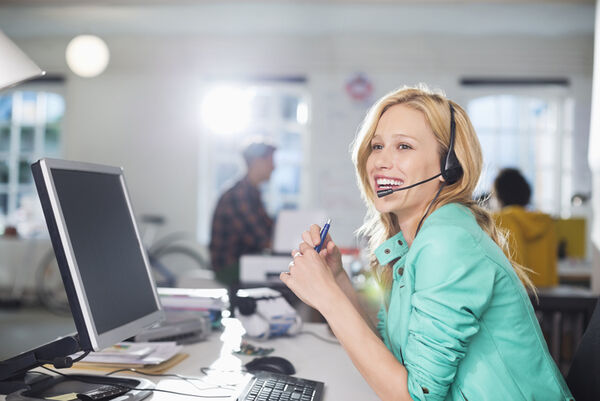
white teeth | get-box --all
[376,178,402,186]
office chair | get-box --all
[566,297,600,400]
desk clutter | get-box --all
[156,287,229,325]
[233,288,302,340]
[73,341,187,374]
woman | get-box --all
[280,86,572,401]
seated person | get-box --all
[209,139,276,286]
[493,168,558,287]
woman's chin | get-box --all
[374,198,398,214]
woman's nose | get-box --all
[373,149,393,169]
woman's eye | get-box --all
[371,144,383,150]
[398,144,411,150]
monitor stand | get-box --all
[0,335,83,395]
[5,373,154,401]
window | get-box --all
[467,90,573,215]
[0,90,64,236]
[198,81,309,243]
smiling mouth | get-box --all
[375,177,404,191]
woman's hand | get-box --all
[280,241,342,312]
[300,224,345,279]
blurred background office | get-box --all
[0,0,598,376]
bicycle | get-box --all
[140,214,211,287]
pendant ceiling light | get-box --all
[0,29,45,90]
[65,35,110,78]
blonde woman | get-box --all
[280,86,572,401]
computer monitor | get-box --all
[0,158,163,393]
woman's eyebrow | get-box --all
[390,133,418,142]
[371,133,419,144]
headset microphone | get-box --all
[376,173,442,198]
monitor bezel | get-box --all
[33,158,163,352]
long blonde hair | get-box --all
[351,85,535,291]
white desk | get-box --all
[1,321,378,401]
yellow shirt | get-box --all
[494,205,558,287]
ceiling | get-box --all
[0,1,595,38]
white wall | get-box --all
[3,7,595,248]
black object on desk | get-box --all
[6,374,153,401]
[76,384,129,401]
[246,356,296,375]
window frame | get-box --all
[0,83,65,225]
[460,85,573,215]
[197,80,310,244]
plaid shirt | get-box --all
[209,176,274,284]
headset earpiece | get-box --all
[440,104,463,185]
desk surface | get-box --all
[1,322,378,401]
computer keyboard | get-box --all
[239,371,324,401]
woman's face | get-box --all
[366,104,444,220]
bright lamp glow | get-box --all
[201,85,253,134]
[65,35,110,78]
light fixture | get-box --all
[65,35,110,78]
[201,85,254,135]
[0,29,45,91]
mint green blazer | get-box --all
[375,203,573,401]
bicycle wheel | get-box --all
[150,243,219,288]
[151,243,210,271]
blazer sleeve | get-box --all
[403,225,496,401]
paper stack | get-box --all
[157,287,229,311]
[74,341,187,373]
[157,287,229,326]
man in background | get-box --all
[209,139,276,286]
[493,168,558,287]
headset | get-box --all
[377,103,464,198]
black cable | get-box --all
[37,350,91,369]
[105,367,238,391]
[71,350,91,364]
[415,183,446,237]
[41,366,233,398]
[298,330,340,344]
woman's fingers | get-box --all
[310,224,322,245]
[280,271,292,285]
[301,230,314,247]
[300,224,332,254]
[298,241,315,254]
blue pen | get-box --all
[314,219,331,253]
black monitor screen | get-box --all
[52,169,157,335]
